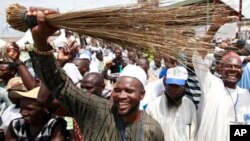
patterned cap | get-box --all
[165,66,188,86]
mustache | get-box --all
[164,91,183,107]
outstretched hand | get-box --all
[27,7,59,51]
[6,42,20,61]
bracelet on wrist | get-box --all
[34,44,54,56]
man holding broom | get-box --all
[192,11,250,141]
[26,7,164,141]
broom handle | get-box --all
[22,11,37,29]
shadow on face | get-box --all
[165,84,185,102]
[20,98,47,124]
[0,63,16,80]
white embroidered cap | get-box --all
[119,64,147,88]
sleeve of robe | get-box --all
[31,53,112,134]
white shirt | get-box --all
[193,51,250,141]
[63,63,83,87]
[225,87,238,105]
[146,95,197,141]
[149,60,163,79]
[90,59,104,73]
[139,78,165,110]
[0,104,21,133]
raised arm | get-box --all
[194,8,239,74]
[28,8,111,130]
[6,42,38,89]
[193,10,239,96]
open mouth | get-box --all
[227,73,238,80]
[118,102,129,110]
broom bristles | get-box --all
[6,3,232,65]
[6,3,29,32]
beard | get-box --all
[164,91,183,108]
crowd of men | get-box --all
[0,4,250,141]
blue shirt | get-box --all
[238,63,250,90]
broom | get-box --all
[6,3,231,64]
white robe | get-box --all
[146,95,197,141]
[139,78,165,110]
[63,63,83,87]
[0,104,21,133]
[193,51,250,141]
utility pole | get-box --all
[239,0,242,21]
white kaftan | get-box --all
[146,95,197,141]
[193,51,250,141]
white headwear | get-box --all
[119,64,147,88]
[79,53,91,61]
[165,66,188,86]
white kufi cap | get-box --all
[119,64,147,88]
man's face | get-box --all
[73,59,90,76]
[137,59,149,73]
[96,53,104,61]
[154,55,161,68]
[165,84,185,102]
[20,98,45,124]
[81,79,103,97]
[112,76,144,116]
[221,57,243,87]
[0,64,12,80]
[128,52,136,63]
[114,49,122,59]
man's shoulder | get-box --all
[237,86,250,98]
[182,96,196,109]
[183,96,195,103]
[143,111,162,129]
[142,112,164,138]
[9,117,25,127]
